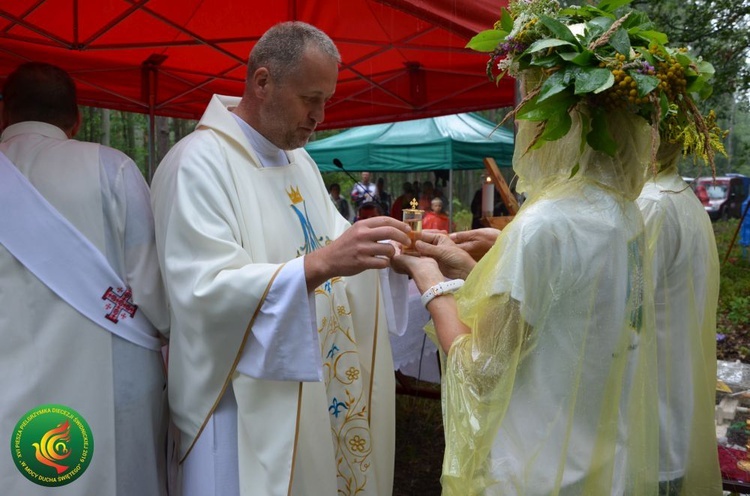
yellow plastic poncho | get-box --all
[637,161,722,495]
[434,111,660,495]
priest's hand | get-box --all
[416,231,476,281]
[304,216,411,291]
[449,228,500,261]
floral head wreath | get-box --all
[467,0,726,173]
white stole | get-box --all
[0,151,161,351]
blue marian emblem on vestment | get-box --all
[287,185,329,255]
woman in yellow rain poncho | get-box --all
[397,107,659,496]
[393,0,725,494]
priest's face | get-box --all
[260,47,338,150]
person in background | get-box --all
[0,62,169,496]
[470,186,509,229]
[390,181,415,220]
[328,182,351,221]
[433,184,448,208]
[150,21,410,496]
[350,170,376,208]
[695,183,709,206]
[422,197,454,233]
[636,62,727,494]
[375,176,392,214]
[418,180,434,210]
[356,200,385,221]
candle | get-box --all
[481,177,494,217]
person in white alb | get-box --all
[150,22,411,496]
[0,63,170,495]
[632,44,726,495]
[637,148,723,493]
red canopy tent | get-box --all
[0,0,513,129]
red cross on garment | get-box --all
[101,287,138,323]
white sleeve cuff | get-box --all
[235,256,323,382]
[380,268,409,337]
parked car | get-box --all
[695,175,748,221]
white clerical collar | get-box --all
[1,121,68,142]
[230,113,289,168]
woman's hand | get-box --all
[391,252,444,294]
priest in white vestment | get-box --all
[150,22,410,496]
[0,63,170,495]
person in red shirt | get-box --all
[418,180,435,210]
[422,197,454,232]
[694,183,709,207]
[390,181,415,220]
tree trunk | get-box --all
[101,108,111,146]
[156,115,170,164]
[122,111,136,159]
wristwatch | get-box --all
[420,279,465,308]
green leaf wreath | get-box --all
[467,0,727,172]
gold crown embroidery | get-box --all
[286,186,303,204]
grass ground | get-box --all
[714,219,750,361]
[394,385,443,496]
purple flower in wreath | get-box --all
[637,61,655,75]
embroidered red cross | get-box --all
[101,287,138,323]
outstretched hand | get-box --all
[448,228,500,261]
[416,231,476,281]
[391,252,444,294]
[304,216,411,291]
[393,234,472,354]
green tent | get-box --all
[306,113,514,173]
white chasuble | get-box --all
[152,95,394,496]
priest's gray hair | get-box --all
[249,22,340,85]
